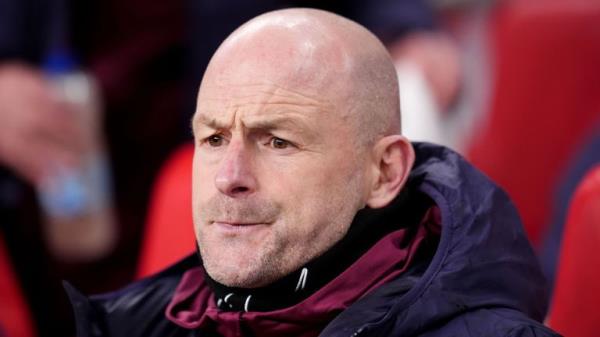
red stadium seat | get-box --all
[547,165,600,337]
[467,1,600,246]
[136,143,196,278]
[0,234,35,337]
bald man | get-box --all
[67,9,558,337]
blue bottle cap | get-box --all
[43,49,78,75]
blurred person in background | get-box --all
[0,0,185,335]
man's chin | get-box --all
[208,268,270,288]
[203,252,253,281]
[203,255,282,288]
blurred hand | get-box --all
[389,32,462,112]
[0,63,84,185]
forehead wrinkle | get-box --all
[193,100,326,133]
[199,97,329,112]
[242,109,318,130]
[205,81,332,107]
[198,82,336,119]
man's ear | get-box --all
[365,135,415,209]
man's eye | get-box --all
[270,137,291,149]
[206,135,224,147]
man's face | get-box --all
[191,71,369,288]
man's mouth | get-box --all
[215,221,263,225]
[211,221,270,234]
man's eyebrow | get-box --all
[191,113,227,131]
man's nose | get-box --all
[214,142,257,197]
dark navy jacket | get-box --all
[66,143,560,337]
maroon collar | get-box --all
[166,206,440,337]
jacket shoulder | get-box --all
[417,308,561,337]
[65,254,200,337]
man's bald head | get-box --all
[198,8,401,147]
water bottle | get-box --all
[37,50,117,262]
